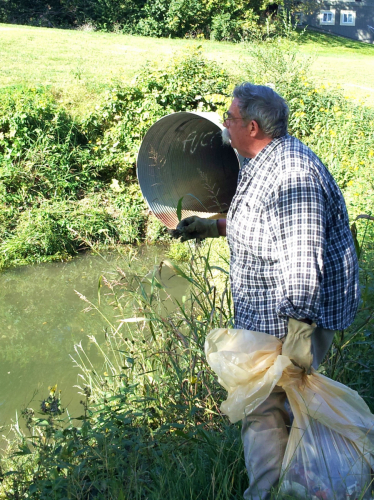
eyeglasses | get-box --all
[222,111,243,124]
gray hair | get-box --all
[233,83,289,138]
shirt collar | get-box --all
[241,135,288,176]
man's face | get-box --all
[222,98,251,156]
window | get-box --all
[340,10,356,25]
[294,12,303,25]
[320,10,335,25]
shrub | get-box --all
[0,48,232,268]
[0,87,98,206]
[0,0,294,41]
[0,189,147,268]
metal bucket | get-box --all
[137,111,241,229]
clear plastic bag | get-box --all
[281,414,372,499]
[205,328,374,500]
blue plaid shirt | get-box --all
[226,134,360,338]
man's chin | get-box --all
[221,128,232,146]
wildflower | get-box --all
[369,150,374,158]
[329,130,336,136]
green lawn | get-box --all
[1,23,374,111]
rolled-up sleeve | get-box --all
[270,171,326,322]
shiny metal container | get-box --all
[137,111,241,229]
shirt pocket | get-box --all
[232,197,278,263]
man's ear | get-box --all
[247,119,260,137]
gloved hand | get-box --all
[282,318,316,374]
[169,216,219,242]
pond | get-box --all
[0,245,187,442]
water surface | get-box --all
[0,246,183,439]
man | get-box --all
[171,83,360,499]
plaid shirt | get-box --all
[226,135,360,338]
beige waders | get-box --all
[241,327,336,500]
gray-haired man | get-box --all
[172,83,360,499]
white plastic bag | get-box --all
[205,328,374,500]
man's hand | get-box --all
[169,216,219,242]
[282,318,315,374]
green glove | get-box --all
[282,318,316,374]
[170,216,219,242]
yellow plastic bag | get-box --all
[205,328,374,500]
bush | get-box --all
[0,0,294,41]
[0,48,232,268]
[0,87,99,206]
[0,187,148,268]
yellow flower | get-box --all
[189,376,198,384]
[329,130,336,136]
[369,150,374,158]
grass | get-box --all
[1,238,373,499]
[1,23,374,112]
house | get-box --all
[298,0,374,43]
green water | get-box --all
[0,245,186,439]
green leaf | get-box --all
[177,196,184,222]
[350,222,360,259]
